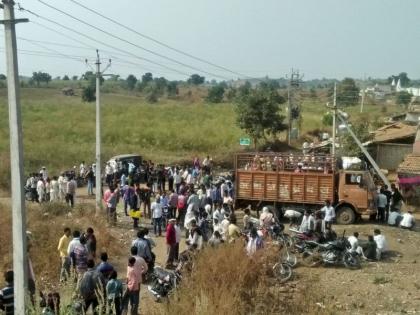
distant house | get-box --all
[362,83,393,100]
[396,79,420,97]
[366,122,417,171]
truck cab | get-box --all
[335,170,378,224]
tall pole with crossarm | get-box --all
[0,0,29,313]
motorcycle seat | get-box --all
[154,267,174,281]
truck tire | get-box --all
[336,206,355,225]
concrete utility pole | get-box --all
[332,83,337,156]
[0,1,29,313]
[93,50,111,214]
[337,113,391,188]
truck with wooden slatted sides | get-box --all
[234,152,378,224]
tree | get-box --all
[389,72,411,87]
[309,87,317,98]
[396,91,412,107]
[340,119,372,157]
[72,75,78,81]
[322,112,333,126]
[82,71,103,86]
[225,88,237,101]
[126,74,137,90]
[0,74,6,80]
[144,82,159,103]
[235,88,287,149]
[206,84,225,103]
[166,81,179,98]
[31,71,52,86]
[62,75,70,81]
[142,72,153,84]
[187,74,205,85]
[236,81,252,101]
[82,86,95,102]
[333,78,359,106]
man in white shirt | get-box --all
[347,232,364,256]
[221,214,230,241]
[321,200,335,229]
[58,173,66,201]
[388,210,401,226]
[400,211,415,230]
[299,210,315,234]
[373,229,387,260]
[151,196,163,236]
[36,178,45,203]
[40,166,48,181]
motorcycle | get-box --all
[147,265,182,302]
[301,235,361,269]
[24,186,33,201]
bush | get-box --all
[152,243,325,315]
[82,86,96,102]
[206,84,225,103]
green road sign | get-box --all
[240,138,251,146]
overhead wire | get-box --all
[17,4,194,77]
[35,0,232,80]
[68,0,253,80]
[24,21,160,72]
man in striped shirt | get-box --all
[0,270,13,315]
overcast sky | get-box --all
[2,0,420,81]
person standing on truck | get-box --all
[321,200,335,229]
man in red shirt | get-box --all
[165,218,177,268]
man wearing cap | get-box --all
[165,218,177,268]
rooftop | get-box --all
[370,122,417,144]
[398,154,420,175]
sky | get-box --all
[1,0,420,81]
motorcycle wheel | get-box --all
[343,252,361,270]
[273,263,292,283]
[301,251,322,267]
[281,249,297,268]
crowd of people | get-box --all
[2,155,417,315]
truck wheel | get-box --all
[336,206,355,225]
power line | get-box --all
[36,0,232,80]
[24,22,161,71]
[17,4,192,77]
[68,0,252,80]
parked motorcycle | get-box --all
[147,266,182,302]
[301,236,361,269]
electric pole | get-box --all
[0,1,29,313]
[332,83,337,156]
[92,50,111,214]
[287,69,303,145]
[326,82,337,157]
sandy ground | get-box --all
[3,186,420,314]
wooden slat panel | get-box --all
[252,174,265,199]
[319,176,334,201]
[266,174,278,199]
[291,175,304,202]
[278,174,291,201]
[305,175,319,202]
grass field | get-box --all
[0,86,398,188]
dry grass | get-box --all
[149,243,331,315]
[0,201,126,292]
